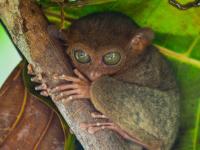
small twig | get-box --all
[169,0,200,10]
[50,0,116,8]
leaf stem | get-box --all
[184,36,200,57]
[155,44,200,69]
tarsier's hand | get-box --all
[51,69,91,103]
[80,112,137,145]
[28,64,91,102]
[27,64,49,97]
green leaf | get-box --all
[0,21,22,88]
[39,0,200,149]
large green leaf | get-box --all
[39,0,200,149]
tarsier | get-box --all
[29,12,180,150]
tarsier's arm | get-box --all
[89,52,180,150]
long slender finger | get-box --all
[27,64,35,75]
[67,94,86,101]
[74,69,89,82]
[31,74,42,83]
[80,122,150,149]
[35,83,47,91]
[82,123,113,134]
[55,89,80,100]
[40,91,49,97]
[51,83,79,93]
[83,124,132,140]
[91,112,108,119]
[88,126,106,134]
[80,122,113,130]
[85,124,150,149]
[61,94,86,103]
[53,74,81,83]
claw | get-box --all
[35,83,47,91]
[27,64,35,75]
[40,91,49,97]
[67,95,73,101]
[31,74,43,83]
[53,74,59,80]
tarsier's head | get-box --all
[64,12,154,81]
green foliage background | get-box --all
[0,22,22,88]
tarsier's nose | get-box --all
[89,71,102,81]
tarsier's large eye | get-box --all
[73,49,91,64]
[103,52,121,65]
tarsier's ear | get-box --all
[47,25,69,44]
[129,28,154,54]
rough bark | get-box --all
[0,0,141,149]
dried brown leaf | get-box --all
[0,63,65,149]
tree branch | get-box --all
[0,0,142,149]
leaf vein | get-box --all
[155,44,200,69]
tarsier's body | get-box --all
[31,12,180,150]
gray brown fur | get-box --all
[67,12,139,50]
